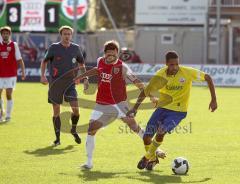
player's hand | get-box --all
[21,73,26,80]
[209,99,217,112]
[40,76,48,85]
[126,108,137,117]
[150,96,158,108]
[83,79,89,93]
[75,78,80,85]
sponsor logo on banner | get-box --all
[20,0,45,31]
[135,0,208,25]
[61,0,88,20]
[127,64,240,87]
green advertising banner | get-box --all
[0,0,87,32]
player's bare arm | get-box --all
[127,90,147,117]
[132,77,158,106]
[74,67,98,81]
[205,74,217,112]
[40,60,48,85]
[78,63,89,91]
[17,59,25,80]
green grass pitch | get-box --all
[0,83,240,184]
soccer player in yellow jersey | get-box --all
[127,51,217,170]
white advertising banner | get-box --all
[128,64,240,87]
[20,0,46,31]
[135,0,208,25]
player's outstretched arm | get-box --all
[40,60,48,85]
[132,78,145,90]
[78,64,89,91]
[205,74,217,112]
[127,90,146,117]
[132,78,158,107]
[17,59,26,80]
[74,67,98,81]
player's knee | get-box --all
[53,113,60,117]
[143,135,152,145]
[88,131,97,136]
[6,94,12,100]
[88,120,102,135]
[72,111,79,116]
[53,110,60,117]
[87,127,97,135]
[155,133,165,142]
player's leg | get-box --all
[3,77,17,121]
[137,108,166,169]
[69,100,81,144]
[81,120,103,169]
[139,109,187,170]
[144,130,166,170]
[5,88,13,121]
[116,101,145,138]
[0,88,3,121]
[48,78,65,146]
[82,104,115,169]
[52,104,61,146]
[64,85,81,144]
[121,117,145,139]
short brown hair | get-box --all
[58,25,73,35]
[165,51,178,61]
[0,26,11,34]
[104,40,119,53]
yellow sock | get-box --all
[144,145,150,152]
[145,137,162,160]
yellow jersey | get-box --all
[144,66,206,112]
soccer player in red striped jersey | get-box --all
[74,40,165,169]
[0,26,25,122]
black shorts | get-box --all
[48,78,78,105]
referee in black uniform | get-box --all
[40,25,89,146]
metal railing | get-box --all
[210,0,240,7]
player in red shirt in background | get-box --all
[74,40,165,169]
[0,26,25,122]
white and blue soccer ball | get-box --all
[171,157,190,175]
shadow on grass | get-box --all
[182,177,212,183]
[24,145,76,157]
[0,120,9,125]
[77,169,211,183]
[133,172,211,184]
[78,170,129,182]
[128,171,182,184]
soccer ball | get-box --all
[171,157,190,175]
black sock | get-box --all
[71,114,79,133]
[53,116,61,141]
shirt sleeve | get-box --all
[188,67,206,82]
[76,45,85,64]
[122,63,138,82]
[144,71,168,96]
[13,42,22,60]
[43,45,54,62]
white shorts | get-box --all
[0,77,17,89]
[90,101,129,125]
